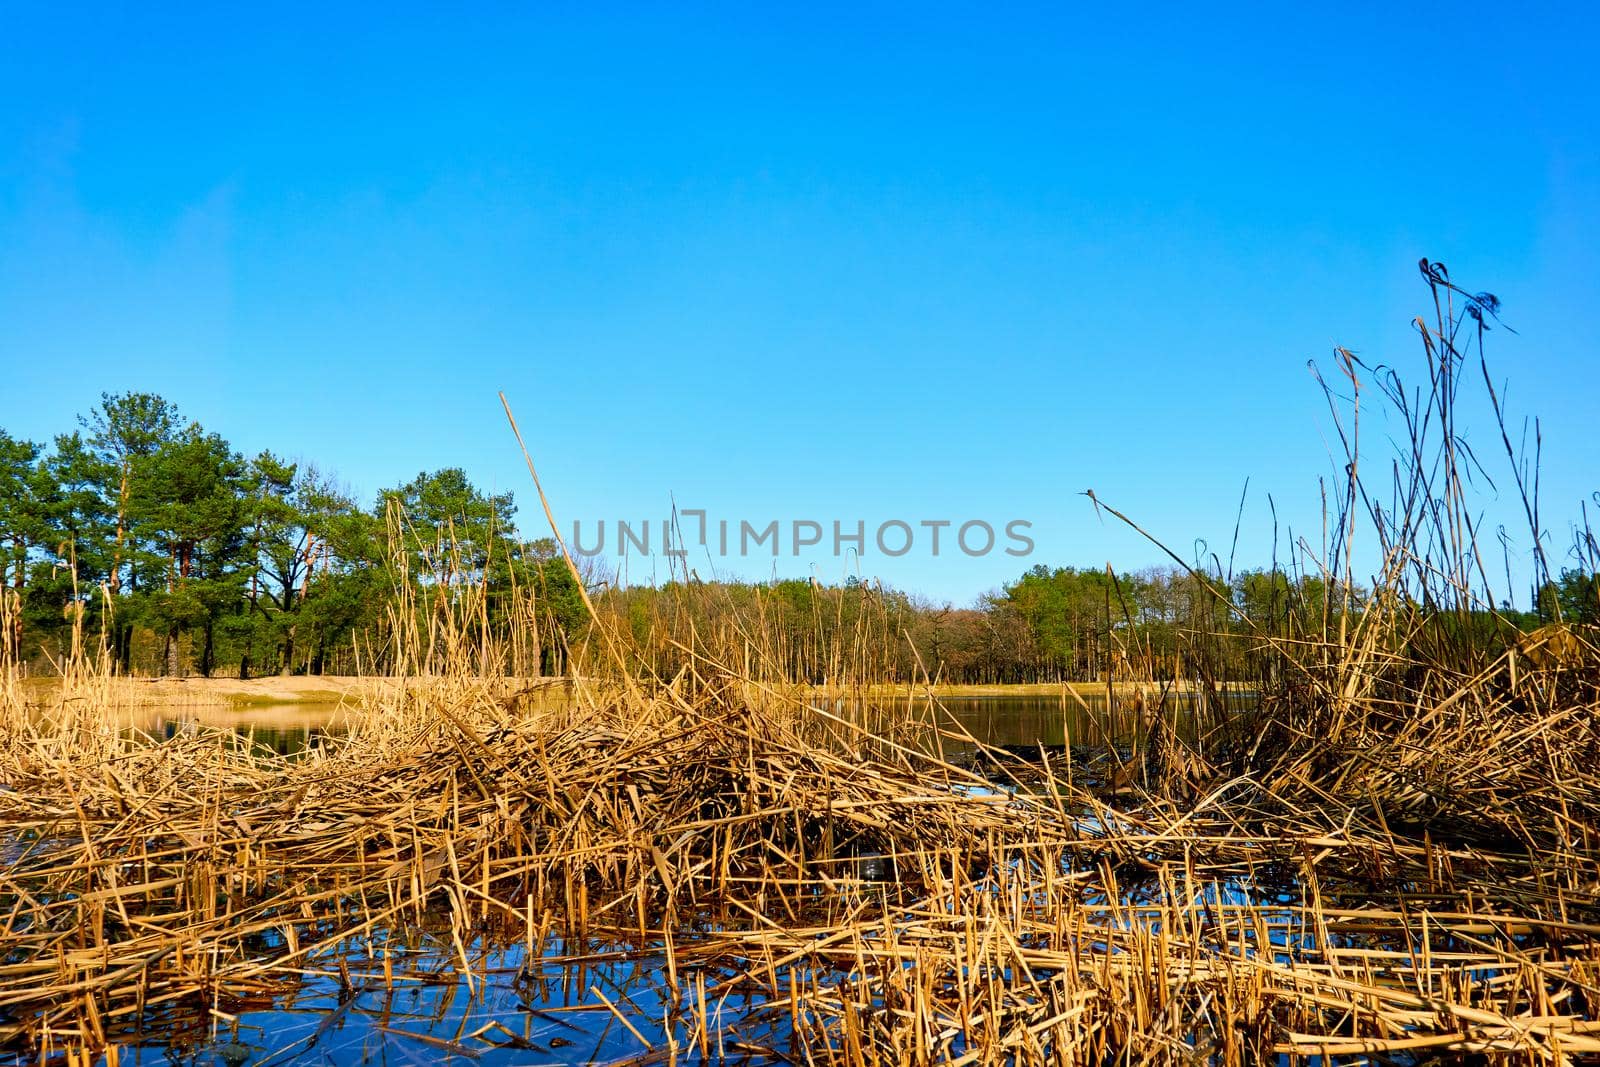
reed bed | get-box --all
[2,633,1597,1064]
[3,262,1598,1064]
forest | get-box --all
[1,391,1593,683]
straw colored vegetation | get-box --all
[2,630,1598,1064]
[1,263,1598,1064]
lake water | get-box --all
[133,689,1258,757]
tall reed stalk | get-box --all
[1,262,1596,1064]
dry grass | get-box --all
[2,263,1598,1064]
[2,645,1597,1064]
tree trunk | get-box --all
[115,623,132,674]
[110,465,129,596]
[162,629,178,677]
[199,620,215,677]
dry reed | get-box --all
[2,262,1597,1064]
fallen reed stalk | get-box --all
[2,261,1596,1064]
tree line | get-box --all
[0,393,585,678]
[2,392,1593,682]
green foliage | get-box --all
[381,468,516,585]
[0,398,572,677]
[0,430,49,589]
[525,538,587,644]
[1538,568,1600,626]
[2,391,1591,683]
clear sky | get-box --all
[2,4,1596,604]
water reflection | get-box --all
[142,703,345,757]
[933,690,1256,748]
[132,691,1258,759]
[68,932,783,1066]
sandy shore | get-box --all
[16,674,360,705]
[17,673,596,708]
[19,674,1214,707]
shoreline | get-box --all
[18,674,1223,706]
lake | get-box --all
[130,687,1258,758]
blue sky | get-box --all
[2,4,1596,604]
